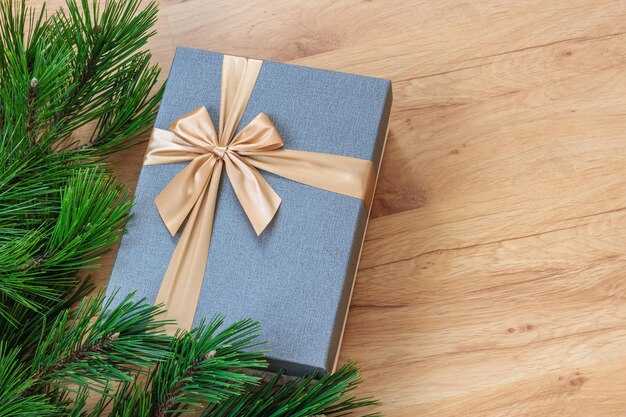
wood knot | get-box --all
[569,376,587,387]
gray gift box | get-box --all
[106,47,392,376]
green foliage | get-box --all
[0,293,171,416]
[202,363,381,417]
[29,292,170,394]
[0,0,162,342]
[0,343,58,417]
[0,0,380,416]
[150,318,266,413]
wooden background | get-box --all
[36,0,626,415]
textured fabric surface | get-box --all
[106,47,392,376]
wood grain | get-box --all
[33,0,626,415]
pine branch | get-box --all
[71,317,268,417]
[0,0,162,151]
[149,317,267,416]
[76,53,164,156]
[0,343,58,417]
[28,291,171,396]
[47,0,161,147]
[201,362,381,417]
[87,376,153,417]
[2,278,94,352]
[0,0,160,334]
[0,168,133,327]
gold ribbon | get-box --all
[144,55,375,332]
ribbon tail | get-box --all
[243,149,376,210]
[155,154,217,236]
[224,154,281,235]
[154,161,223,334]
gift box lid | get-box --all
[106,47,392,376]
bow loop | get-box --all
[229,113,284,154]
[169,106,218,152]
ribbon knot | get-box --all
[147,106,285,237]
[141,54,377,332]
[211,145,228,159]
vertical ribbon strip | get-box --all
[143,55,375,332]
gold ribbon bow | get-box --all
[144,55,375,332]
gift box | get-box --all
[106,47,392,376]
